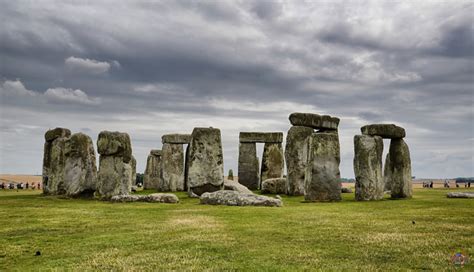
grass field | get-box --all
[1,188,473,271]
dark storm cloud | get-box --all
[0,1,472,178]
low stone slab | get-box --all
[261,178,287,194]
[110,193,179,203]
[289,112,339,130]
[224,180,253,194]
[239,132,283,143]
[45,127,71,142]
[447,192,474,198]
[162,134,191,144]
[200,190,282,207]
[361,124,406,139]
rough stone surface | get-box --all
[289,112,339,130]
[304,132,341,202]
[63,133,98,197]
[186,127,224,196]
[144,150,162,190]
[131,155,136,185]
[43,128,70,195]
[361,124,406,139]
[260,143,284,188]
[447,192,474,198]
[285,126,313,195]
[97,131,132,163]
[161,143,185,191]
[386,139,412,199]
[238,142,260,190]
[354,135,384,201]
[224,179,253,194]
[45,127,71,142]
[161,134,191,144]
[383,153,392,191]
[239,132,283,143]
[110,193,179,203]
[261,178,287,194]
[200,190,282,207]
[341,187,353,193]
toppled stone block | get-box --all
[285,126,313,195]
[238,142,260,190]
[43,127,70,195]
[224,179,253,194]
[289,112,339,130]
[354,135,384,201]
[447,192,474,198]
[239,132,283,143]
[361,124,406,139]
[261,178,287,194]
[161,134,191,144]
[144,150,162,190]
[260,143,284,186]
[110,193,179,203]
[200,190,282,207]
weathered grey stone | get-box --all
[260,143,284,188]
[341,187,353,193]
[239,132,283,143]
[186,127,224,196]
[224,179,253,194]
[383,153,392,191]
[447,192,474,198]
[289,112,339,130]
[161,134,191,144]
[63,133,98,197]
[304,132,341,202]
[42,129,69,195]
[386,139,412,199]
[144,150,162,190]
[131,155,136,185]
[354,135,384,201]
[161,143,185,191]
[97,131,132,163]
[200,190,282,207]
[285,126,313,195]
[110,195,141,202]
[261,178,287,194]
[228,169,234,180]
[110,193,179,203]
[361,124,406,139]
[45,127,71,142]
[238,142,260,190]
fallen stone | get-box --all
[97,131,132,163]
[45,127,71,142]
[289,112,339,130]
[239,132,283,143]
[224,179,253,194]
[238,142,260,190]
[200,190,282,207]
[341,187,353,193]
[354,135,384,201]
[361,124,406,139]
[161,134,191,144]
[447,192,474,198]
[110,193,179,203]
[261,178,287,194]
[144,150,162,190]
[285,126,313,195]
[260,143,284,187]
[386,139,412,199]
[161,143,185,191]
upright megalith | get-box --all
[353,135,384,201]
[97,131,133,199]
[186,127,224,196]
[304,132,341,201]
[144,150,162,190]
[383,153,392,191]
[63,133,98,197]
[161,143,185,191]
[386,139,412,199]
[285,126,313,195]
[131,155,137,185]
[260,142,284,187]
[238,142,259,190]
[42,127,71,195]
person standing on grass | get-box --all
[26,182,29,189]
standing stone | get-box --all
[386,139,412,199]
[161,143,185,191]
[260,143,284,188]
[131,155,136,185]
[186,127,224,196]
[383,153,392,191]
[285,126,313,195]
[304,132,341,201]
[97,131,133,199]
[238,142,260,190]
[63,133,98,197]
[144,150,162,190]
[353,135,384,201]
[161,134,191,144]
[42,128,71,195]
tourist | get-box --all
[26,182,29,189]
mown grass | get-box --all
[0,188,473,271]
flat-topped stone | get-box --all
[361,124,406,139]
[150,149,162,156]
[239,132,283,143]
[289,112,339,130]
[97,131,132,163]
[162,134,191,144]
[45,127,71,142]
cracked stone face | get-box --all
[353,135,384,201]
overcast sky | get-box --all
[1,1,473,178]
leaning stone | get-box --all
[261,178,287,194]
[186,127,224,196]
[304,132,341,201]
[239,132,283,143]
[361,124,406,139]
[341,187,353,193]
[224,179,253,194]
[285,126,313,195]
[97,131,132,163]
[353,135,384,201]
[45,127,71,142]
[386,139,412,199]
[200,190,282,207]
[260,143,284,187]
[144,150,162,190]
[146,193,180,203]
[42,128,70,195]
[289,112,339,130]
[238,142,260,190]
[447,192,474,198]
[161,134,191,144]
[161,143,185,191]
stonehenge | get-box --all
[161,134,189,191]
[261,177,287,194]
[285,126,313,195]
[238,142,260,190]
[143,149,162,190]
[354,124,412,200]
[42,128,71,195]
[200,190,282,207]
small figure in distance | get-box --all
[26,182,29,189]
[430,181,434,188]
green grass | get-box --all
[1,189,473,271]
